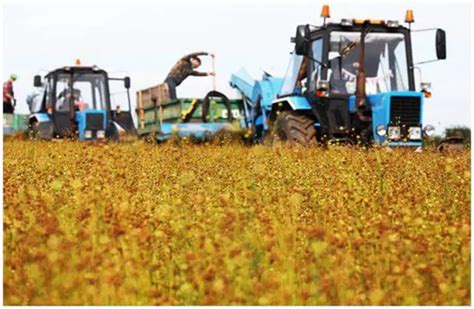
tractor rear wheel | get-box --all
[270,111,317,146]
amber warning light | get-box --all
[320,5,330,18]
[321,5,330,26]
[405,9,414,23]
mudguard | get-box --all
[272,96,312,111]
[112,111,136,134]
[30,113,52,123]
[268,95,312,122]
[29,113,54,139]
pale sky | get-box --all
[2,0,471,132]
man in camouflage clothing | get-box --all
[164,52,215,100]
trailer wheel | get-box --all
[27,121,40,140]
[270,111,317,146]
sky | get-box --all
[2,0,472,133]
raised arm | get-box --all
[190,71,208,77]
[181,51,209,61]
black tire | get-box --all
[27,121,39,140]
[270,111,317,146]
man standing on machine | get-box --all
[164,52,215,100]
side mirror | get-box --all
[295,25,309,55]
[34,75,42,87]
[124,76,131,89]
[436,29,446,60]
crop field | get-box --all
[3,139,471,305]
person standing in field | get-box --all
[3,74,17,114]
[164,52,215,100]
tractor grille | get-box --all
[86,113,105,130]
[389,96,421,126]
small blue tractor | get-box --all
[230,5,446,147]
[27,60,135,141]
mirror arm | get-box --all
[411,59,439,67]
[410,28,439,32]
[305,55,328,68]
[126,88,132,113]
[412,66,423,89]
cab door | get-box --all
[52,73,75,137]
[308,35,351,138]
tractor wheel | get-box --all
[27,121,39,140]
[270,111,317,146]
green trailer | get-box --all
[136,84,245,141]
[3,114,29,136]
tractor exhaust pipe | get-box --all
[355,22,371,123]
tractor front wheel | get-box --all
[27,121,40,140]
[270,111,317,146]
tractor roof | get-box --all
[310,20,409,34]
[45,65,108,77]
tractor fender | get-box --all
[29,113,52,124]
[269,96,312,121]
[29,113,54,139]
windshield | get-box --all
[280,53,304,96]
[328,31,409,95]
[55,73,107,112]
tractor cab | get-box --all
[29,61,133,140]
[281,6,446,146]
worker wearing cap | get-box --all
[164,52,215,100]
[3,74,17,114]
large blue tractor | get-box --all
[230,6,446,147]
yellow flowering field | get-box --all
[3,139,471,305]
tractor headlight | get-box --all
[341,19,354,27]
[97,130,105,139]
[388,126,401,140]
[376,125,387,136]
[408,127,422,140]
[84,130,93,139]
[423,124,436,137]
[386,20,399,28]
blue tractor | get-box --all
[230,6,446,147]
[28,61,135,141]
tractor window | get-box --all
[72,74,107,110]
[28,78,50,113]
[280,52,304,96]
[328,31,409,95]
[27,88,45,113]
[55,75,72,112]
[308,38,323,93]
[55,73,107,112]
